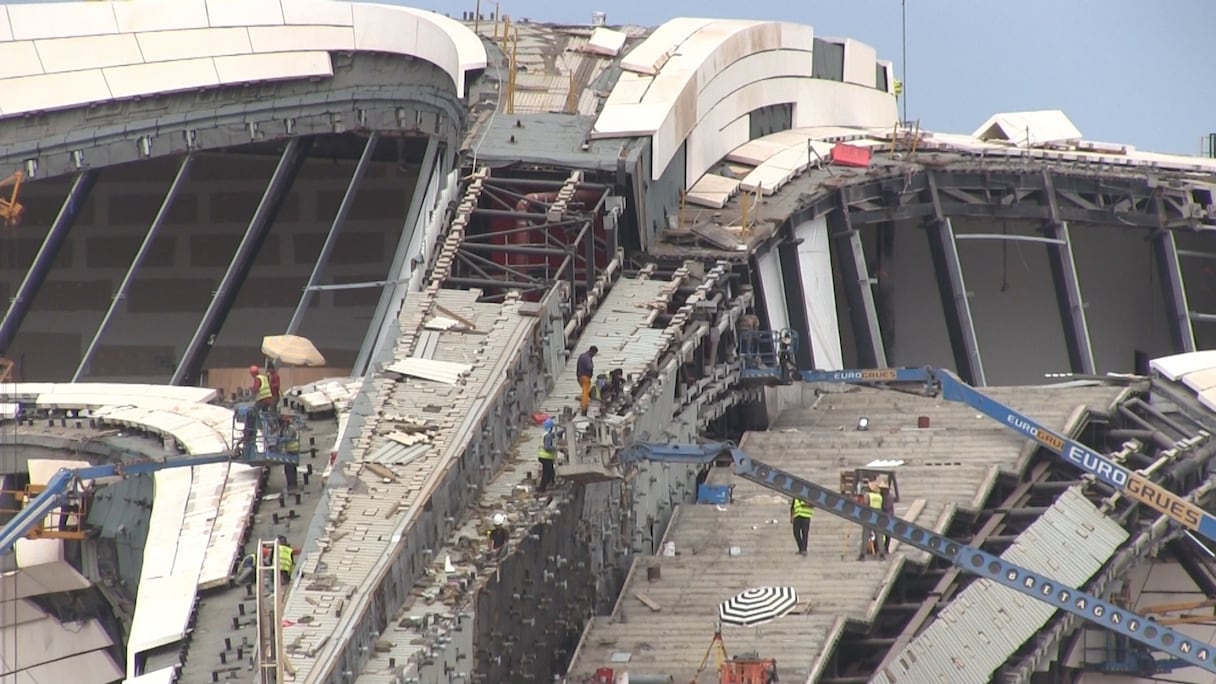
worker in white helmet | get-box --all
[488,512,509,552]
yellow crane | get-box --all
[0,170,24,227]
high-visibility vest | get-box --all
[283,427,300,454]
[255,373,272,402]
[791,499,814,519]
[538,428,557,460]
[865,491,883,509]
[277,544,294,573]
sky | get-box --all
[415,0,1216,156]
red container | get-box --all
[831,142,872,168]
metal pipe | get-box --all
[0,169,98,354]
[287,132,380,335]
[75,155,193,381]
[952,233,1065,245]
[482,177,609,191]
[1109,427,1175,451]
[172,137,309,385]
[1126,397,1195,439]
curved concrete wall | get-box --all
[593,17,897,182]
[0,0,486,119]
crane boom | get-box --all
[615,441,1216,674]
[737,331,1216,545]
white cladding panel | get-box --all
[794,217,843,369]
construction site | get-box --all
[0,2,1215,684]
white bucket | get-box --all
[661,541,676,557]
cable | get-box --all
[470,44,506,171]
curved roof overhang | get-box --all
[0,0,488,177]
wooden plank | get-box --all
[633,591,661,612]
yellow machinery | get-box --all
[0,170,23,227]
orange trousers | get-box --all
[578,375,592,411]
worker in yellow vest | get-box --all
[858,480,886,561]
[276,535,296,585]
[789,497,814,556]
[250,365,274,410]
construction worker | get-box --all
[790,497,813,556]
[280,415,300,491]
[878,478,896,556]
[601,368,625,405]
[858,480,885,561]
[537,418,559,493]
[266,360,282,412]
[250,365,274,411]
[737,310,760,365]
[576,345,598,415]
[488,512,509,552]
[276,535,295,585]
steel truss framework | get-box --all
[818,389,1216,684]
[782,166,1215,382]
[445,173,619,308]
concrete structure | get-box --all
[0,3,1215,684]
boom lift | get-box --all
[0,405,299,555]
[576,439,1216,675]
[737,329,1216,545]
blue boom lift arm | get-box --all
[0,406,300,556]
[614,441,1216,675]
[736,329,1216,547]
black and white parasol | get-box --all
[718,586,799,627]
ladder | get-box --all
[254,539,294,683]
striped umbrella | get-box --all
[718,586,799,627]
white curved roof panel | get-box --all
[595,17,897,181]
[0,0,487,119]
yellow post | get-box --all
[566,71,577,114]
[505,27,518,115]
[502,15,511,47]
[740,191,750,234]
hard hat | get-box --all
[492,513,506,526]
[249,365,260,376]
[543,417,555,430]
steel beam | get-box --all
[777,239,815,369]
[74,155,193,381]
[0,169,98,354]
[1040,171,1096,375]
[1045,221,1096,375]
[353,136,440,375]
[287,132,380,335]
[923,174,984,385]
[1153,227,1197,353]
[827,193,887,367]
[172,137,310,385]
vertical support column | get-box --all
[74,155,193,381]
[925,174,985,386]
[1154,227,1197,354]
[777,238,815,369]
[1041,170,1095,375]
[353,136,441,375]
[172,137,310,386]
[826,191,887,368]
[287,132,380,335]
[1044,221,1096,374]
[0,169,98,354]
